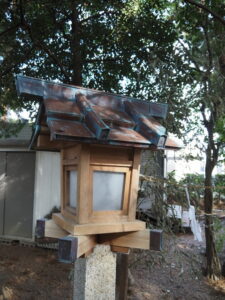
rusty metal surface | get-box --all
[48,119,95,139]
[15,75,181,150]
[77,94,110,139]
[108,127,150,145]
[44,98,82,121]
[93,105,135,129]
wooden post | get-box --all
[116,253,129,300]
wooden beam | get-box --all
[36,219,68,239]
[99,229,163,251]
[116,253,129,300]
[58,235,97,263]
[111,246,130,254]
[37,134,75,150]
[77,144,91,224]
[53,213,146,235]
[128,149,141,221]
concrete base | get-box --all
[73,245,117,300]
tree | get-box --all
[174,0,225,279]
[1,0,224,280]
[0,0,190,135]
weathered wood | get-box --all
[37,134,75,150]
[58,235,97,263]
[99,229,163,251]
[90,145,133,164]
[111,246,130,254]
[77,144,91,224]
[116,253,129,300]
[128,149,141,221]
[53,213,146,235]
[99,229,150,250]
[36,219,68,239]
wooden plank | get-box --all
[62,158,79,166]
[111,246,130,254]
[99,229,150,250]
[58,235,97,263]
[62,144,81,160]
[53,213,146,236]
[128,149,141,221]
[90,145,133,164]
[37,134,75,150]
[100,229,163,251]
[53,213,75,234]
[61,144,80,222]
[36,219,68,239]
[77,144,91,224]
[90,161,133,167]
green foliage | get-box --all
[0,0,191,136]
[0,120,25,138]
[180,173,205,208]
[214,174,225,202]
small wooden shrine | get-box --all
[16,75,179,259]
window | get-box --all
[93,171,125,211]
[90,165,131,216]
[64,166,78,214]
[68,170,77,208]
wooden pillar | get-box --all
[116,253,129,300]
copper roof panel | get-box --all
[15,75,181,150]
[93,105,135,128]
[108,127,150,145]
[86,93,123,110]
[44,98,82,121]
[48,119,95,139]
[165,137,181,150]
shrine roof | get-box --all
[15,75,181,150]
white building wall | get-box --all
[33,151,61,236]
[166,149,225,180]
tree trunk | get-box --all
[204,145,221,280]
[70,1,82,86]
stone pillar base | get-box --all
[73,245,117,300]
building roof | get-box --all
[0,122,32,148]
[15,75,181,150]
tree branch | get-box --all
[80,9,118,24]
[18,0,70,83]
[178,38,201,72]
[0,23,21,38]
[84,57,121,63]
[0,46,35,77]
[184,0,225,26]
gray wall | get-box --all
[0,151,35,238]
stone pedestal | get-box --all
[73,245,117,300]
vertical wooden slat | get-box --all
[128,149,141,221]
[77,144,91,224]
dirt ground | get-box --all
[128,233,225,300]
[0,230,225,299]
